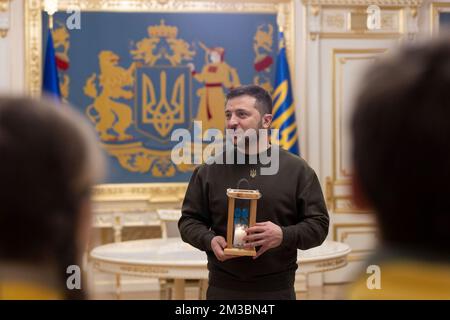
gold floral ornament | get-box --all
[131,19,195,66]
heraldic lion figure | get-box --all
[84,50,135,141]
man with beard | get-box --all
[179,85,329,299]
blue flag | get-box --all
[42,29,61,101]
[272,31,299,155]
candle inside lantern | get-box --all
[233,224,247,247]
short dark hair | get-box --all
[0,97,103,299]
[226,84,273,115]
[351,39,450,251]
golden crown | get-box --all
[148,20,178,38]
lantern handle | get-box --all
[237,178,250,190]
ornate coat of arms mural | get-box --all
[43,12,278,183]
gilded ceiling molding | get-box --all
[51,0,285,12]
[302,0,421,6]
[92,183,188,203]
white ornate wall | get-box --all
[0,0,25,94]
[298,0,437,284]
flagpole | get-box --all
[44,0,58,29]
[49,14,53,29]
[42,0,61,101]
[277,5,285,34]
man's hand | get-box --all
[211,236,240,262]
[243,221,283,259]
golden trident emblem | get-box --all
[142,70,185,137]
[250,169,257,178]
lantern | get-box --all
[223,188,261,257]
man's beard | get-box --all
[230,120,266,150]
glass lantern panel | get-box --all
[233,198,250,248]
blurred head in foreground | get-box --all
[0,96,104,299]
[350,38,450,299]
